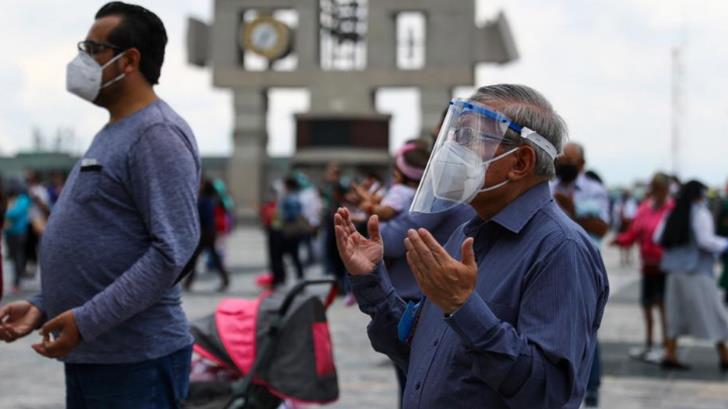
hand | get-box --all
[577,217,609,238]
[32,309,81,359]
[359,200,375,214]
[352,183,373,203]
[0,301,43,343]
[405,229,478,314]
[334,207,383,276]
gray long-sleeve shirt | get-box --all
[30,99,200,364]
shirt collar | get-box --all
[464,182,553,236]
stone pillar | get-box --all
[227,87,268,222]
[420,86,452,139]
[295,0,319,70]
[367,5,396,70]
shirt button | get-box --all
[433,340,439,347]
[415,382,422,390]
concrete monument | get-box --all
[187,0,518,219]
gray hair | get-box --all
[470,84,567,179]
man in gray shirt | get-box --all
[0,3,200,407]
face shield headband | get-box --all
[454,99,559,161]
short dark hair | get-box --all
[95,2,167,85]
[284,177,300,192]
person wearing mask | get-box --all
[3,182,31,294]
[656,180,728,371]
[323,180,352,296]
[377,193,475,403]
[335,84,609,408]
[0,3,200,406]
[260,185,281,285]
[551,142,609,407]
[184,179,231,292]
[25,171,51,273]
[293,171,323,267]
[612,173,673,360]
[551,143,610,239]
[356,140,473,400]
[278,177,306,284]
[209,179,234,269]
[614,189,638,266]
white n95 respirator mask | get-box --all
[66,51,126,102]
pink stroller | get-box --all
[187,279,340,409]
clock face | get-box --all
[251,23,279,50]
[241,16,291,61]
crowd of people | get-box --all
[258,141,432,298]
[1,171,64,295]
[612,176,728,372]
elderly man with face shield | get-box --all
[334,84,609,409]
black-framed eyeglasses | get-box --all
[77,40,123,56]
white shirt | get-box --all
[380,184,416,212]
[550,172,610,223]
[653,203,728,254]
[692,203,728,253]
[299,187,323,227]
[28,184,50,222]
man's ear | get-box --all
[121,48,141,74]
[508,146,537,181]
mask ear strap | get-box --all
[100,51,126,69]
[100,73,125,89]
[478,178,509,193]
[482,147,519,165]
[99,51,127,89]
[474,147,518,195]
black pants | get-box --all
[5,234,27,287]
[269,229,286,287]
[302,231,317,265]
[270,230,304,287]
[184,230,229,290]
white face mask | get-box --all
[66,51,126,102]
[429,140,517,203]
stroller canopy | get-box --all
[191,289,339,404]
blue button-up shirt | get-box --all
[351,182,609,408]
[380,204,475,300]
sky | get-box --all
[1,0,727,187]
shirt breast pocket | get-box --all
[73,166,103,203]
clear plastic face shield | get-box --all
[410,98,558,214]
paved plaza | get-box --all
[1,226,727,409]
